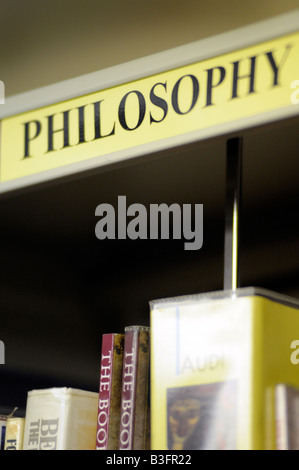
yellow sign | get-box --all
[1,31,299,183]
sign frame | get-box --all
[0,9,299,195]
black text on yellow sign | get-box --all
[1,31,299,183]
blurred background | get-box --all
[0,0,298,414]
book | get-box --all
[96,332,124,450]
[4,417,25,450]
[0,408,18,450]
[118,325,150,450]
[0,415,7,450]
[275,384,299,450]
[150,287,299,450]
[23,387,98,450]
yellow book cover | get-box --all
[150,287,299,450]
[4,417,25,450]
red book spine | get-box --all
[118,327,138,450]
[118,326,150,450]
[96,333,124,450]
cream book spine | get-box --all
[23,387,98,450]
[4,417,25,450]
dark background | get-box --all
[0,0,298,415]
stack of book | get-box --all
[96,325,150,451]
[1,388,101,450]
[1,287,299,450]
[0,325,151,451]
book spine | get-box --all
[275,384,289,450]
[0,416,7,450]
[133,327,150,450]
[23,392,65,450]
[118,326,150,450]
[23,388,98,450]
[119,327,138,450]
[4,418,25,450]
[96,333,124,450]
[108,333,125,449]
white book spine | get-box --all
[23,388,98,450]
[275,384,288,450]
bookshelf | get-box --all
[0,9,299,428]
